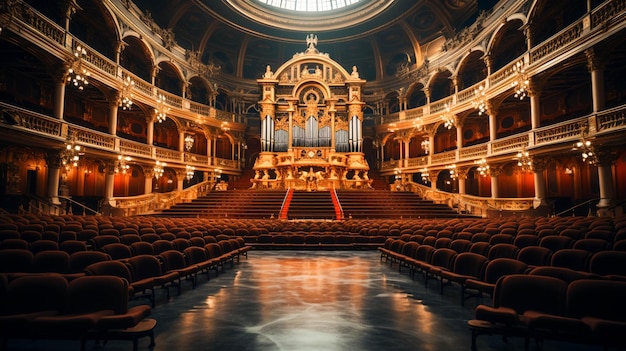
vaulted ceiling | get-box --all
[132,0,485,83]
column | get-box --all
[403,138,410,168]
[486,104,497,142]
[109,96,120,135]
[596,150,616,215]
[489,167,500,199]
[532,157,548,208]
[143,166,154,195]
[146,117,155,145]
[53,68,68,120]
[585,48,606,113]
[178,130,185,152]
[45,152,62,206]
[103,161,115,204]
[455,115,464,150]
[457,168,467,195]
[175,170,185,191]
[529,79,542,130]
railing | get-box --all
[0,101,242,172]
[59,196,101,216]
[554,198,600,217]
[2,0,247,128]
[109,180,212,216]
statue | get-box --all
[263,65,273,78]
[351,66,359,78]
[306,34,318,53]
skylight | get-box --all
[256,0,362,12]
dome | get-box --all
[132,0,479,82]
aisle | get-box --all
[9,251,600,351]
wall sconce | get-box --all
[184,134,195,152]
[475,158,490,176]
[67,45,90,91]
[155,94,169,123]
[120,76,134,110]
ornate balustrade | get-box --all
[459,144,488,161]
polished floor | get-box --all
[9,251,600,351]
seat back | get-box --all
[4,275,68,314]
[494,274,567,316]
[68,276,128,315]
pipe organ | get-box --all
[253,37,371,190]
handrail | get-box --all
[332,188,344,220]
[553,198,600,217]
[59,196,101,216]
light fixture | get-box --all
[184,134,195,152]
[61,138,82,170]
[446,164,457,180]
[115,155,131,174]
[155,94,169,123]
[511,60,529,100]
[572,138,597,165]
[185,165,195,181]
[472,84,487,115]
[67,45,90,91]
[420,168,429,183]
[515,148,532,172]
[154,161,166,180]
[394,168,401,180]
[221,122,230,131]
[214,168,222,179]
[120,76,134,110]
[475,158,490,176]
[421,138,430,154]
[441,104,454,129]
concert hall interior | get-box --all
[0,0,626,350]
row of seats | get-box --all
[468,275,626,350]
[378,238,626,305]
[0,274,155,351]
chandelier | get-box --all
[475,158,490,176]
[419,168,429,183]
[120,76,134,110]
[155,94,169,123]
[61,139,82,170]
[446,164,457,180]
[516,148,532,172]
[67,45,90,91]
[184,134,195,152]
[511,60,529,99]
[186,165,195,181]
[441,104,454,129]
[421,138,430,154]
[472,84,487,115]
[115,155,131,174]
[154,161,166,179]
[573,138,597,165]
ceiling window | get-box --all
[256,0,362,12]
